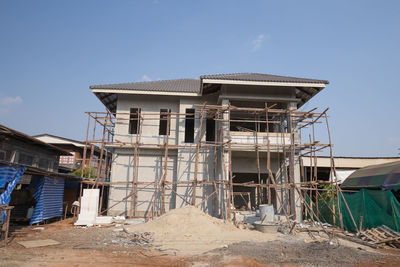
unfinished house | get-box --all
[87,73,330,222]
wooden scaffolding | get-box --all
[79,103,356,231]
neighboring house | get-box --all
[0,124,78,224]
[90,73,329,220]
[301,156,400,184]
[34,133,110,176]
[0,124,69,171]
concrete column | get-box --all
[275,159,288,215]
[221,99,230,219]
[293,155,302,222]
[288,101,302,222]
[221,99,230,181]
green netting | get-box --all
[305,189,400,232]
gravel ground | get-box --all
[1,218,399,266]
[209,239,388,266]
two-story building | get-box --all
[90,73,329,221]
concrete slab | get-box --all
[95,216,113,224]
[18,239,60,248]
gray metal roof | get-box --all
[90,73,329,113]
[90,79,201,93]
[201,73,329,84]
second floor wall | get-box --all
[113,85,301,149]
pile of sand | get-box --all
[125,206,280,254]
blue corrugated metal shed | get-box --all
[30,176,65,225]
[0,165,26,222]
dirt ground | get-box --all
[0,218,399,266]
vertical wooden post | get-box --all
[132,109,141,217]
[3,207,12,247]
[192,104,206,206]
[212,110,218,217]
[217,110,225,218]
[255,114,262,206]
[280,114,291,218]
[81,113,91,176]
[287,108,296,219]
[93,115,107,188]
[79,113,91,211]
[161,111,171,214]
[325,114,343,229]
[265,103,272,205]
[227,105,234,220]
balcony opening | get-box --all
[229,101,288,133]
[230,111,272,132]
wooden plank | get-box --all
[18,239,60,248]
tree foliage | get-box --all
[320,184,338,202]
[69,167,97,179]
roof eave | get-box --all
[201,78,327,88]
[91,88,200,96]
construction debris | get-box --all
[359,225,400,249]
[111,231,153,248]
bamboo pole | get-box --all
[325,113,344,229]
[227,104,234,221]
[255,114,262,206]
[84,104,335,224]
[161,111,171,214]
[192,104,206,205]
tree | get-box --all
[69,167,97,179]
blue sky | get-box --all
[1,0,399,156]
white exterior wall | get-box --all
[108,94,225,216]
[109,148,177,217]
[108,94,179,216]
[114,94,179,146]
[175,96,222,216]
[107,85,303,219]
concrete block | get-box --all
[75,189,100,226]
[95,216,113,224]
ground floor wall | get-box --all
[107,148,301,220]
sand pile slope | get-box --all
[125,206,280,254]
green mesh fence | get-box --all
[305,189,400,232]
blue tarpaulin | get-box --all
[30,176,65,225]
[0,165,26,222]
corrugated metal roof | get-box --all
[0,124,70,156]
[90,79,201,93]
[201,73,329,84]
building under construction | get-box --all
[85,73,338,223]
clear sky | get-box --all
[1,0,399,157]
